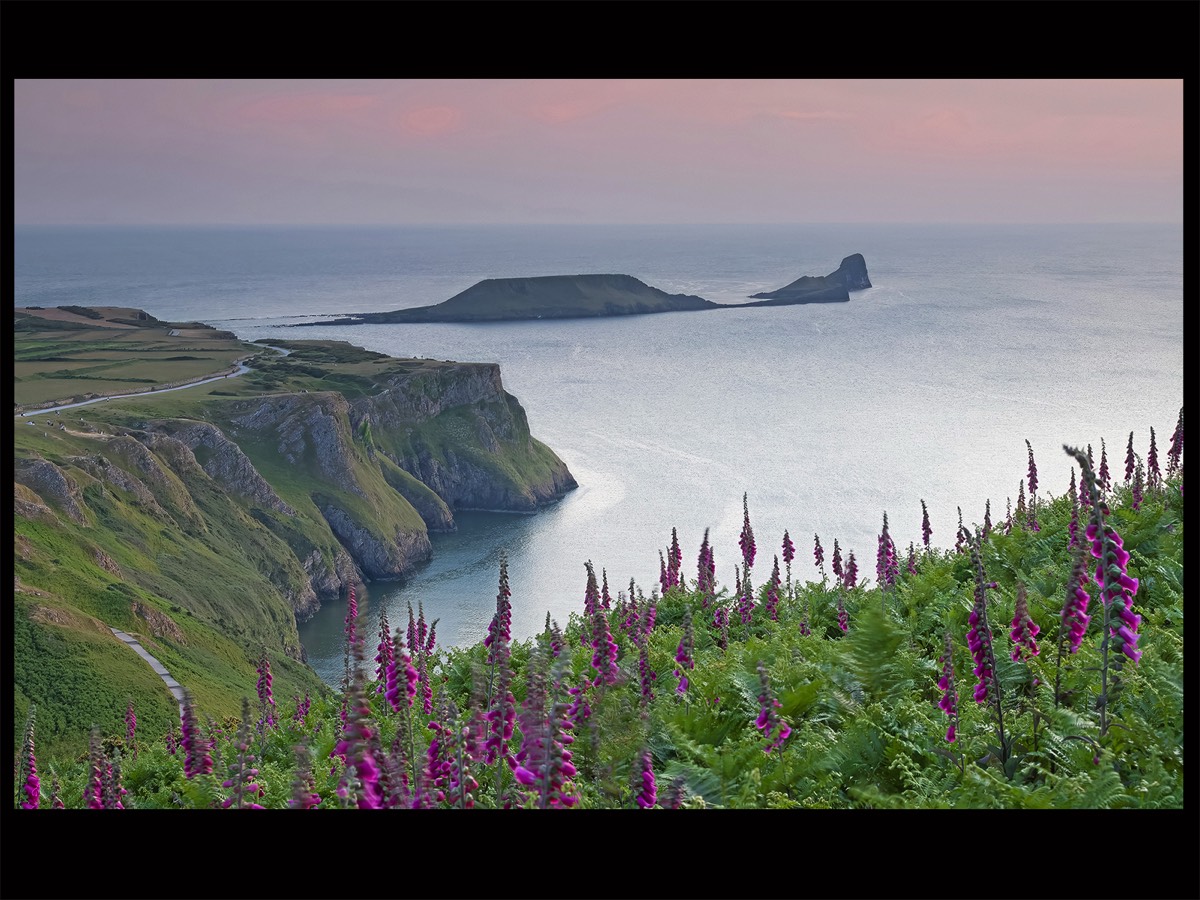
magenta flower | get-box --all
[966,547,999,706]
[876,512,897,588]
[737,568,755,626]
[332,665,384,809]
[738,493,756,569]
[1009,583,1041,662]
[697,529,717,603]
[222,698,266,809]
[1099,438,1111,492]
[754,661,791,754]
[843,550,858,589]
[668,529,683,590]
[426,694,481,809]
[1025,440,1040,531]
[375,608,394,694]
[634,749,657,808]
[289,744,323,809]
[1131,457,1144,511]
[638,637,657,706]
[601,569,613,611]
[485,552,513,661]
[921,499,932,548]
[836,594,848,633]
[586,563,620,686]
[85,727,105,809]
[813,533,824,569]
[1061,547,1092,655]
[180,691,213,778]
[983,499,992,541]
[831,539,843,581]
[907,542,917,576]
[782,530,795,566]
[102,758,127,810]
[641,589,657,637]
[416,601,429,656]
[512,649,578,809]
[292,691,311,727]
[936,631,959,743]
[674,607,695,695]
[1085,520,1142,664]
[765,555,781,621]
[660,775,687,809]
[582,556,601,646]
[50,779,64,810]
[1124,431,1135,483]
[545,613,564,659]
[256,650,275,727]
[1147,426,1161,491]
[712,603,729,652]
[591,607,620,687]
[1166,407,1184,477]
[19,707,39,809]
[385,634,419,713]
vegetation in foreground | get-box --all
[14,420,1184,810]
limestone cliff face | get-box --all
[14,358,572,633]
[146,421,296,515]
[349,362,577,512]
[14,458,89,525]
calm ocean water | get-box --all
[15,223,1184,685]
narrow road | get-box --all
[15,343,291,419]
[110,628,187,714]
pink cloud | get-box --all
[400,105,463,136]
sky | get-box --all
[12,79,1183,226]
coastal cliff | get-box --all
[13,329,575,758]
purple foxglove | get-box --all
[738,493,756,569]
[1009,583,1041,662]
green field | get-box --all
[13,307,258,410]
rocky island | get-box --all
[307,255,871,325]
[746,253,872,304]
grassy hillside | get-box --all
[13,316,576,766]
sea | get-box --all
[13,223,1184,686]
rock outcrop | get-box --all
[747,254,872,304]
[150,421,296,515]
[14,458,89,525]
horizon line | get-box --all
[14,219,1183,229]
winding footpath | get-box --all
[110,628,187,713]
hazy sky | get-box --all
[13,79,1183,226]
